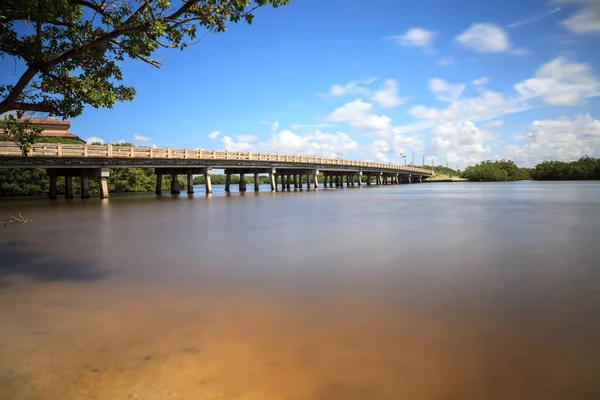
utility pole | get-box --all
[423,155,425,166]
[431,157,434,173]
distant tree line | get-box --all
[461,157,600,182]
[531,157,600,180]
[461,160,532,182]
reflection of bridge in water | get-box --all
[0,143,434,199]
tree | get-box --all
[0,0,289,117]
[0,112,42,156]
[461,160,531,182]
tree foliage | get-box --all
[461,160,531,182]
[531,157,600,180]
[0,0,289,117]
[0,113,42,155]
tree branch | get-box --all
[11,102,59,114]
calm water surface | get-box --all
[1,182,599,400]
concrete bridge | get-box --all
[0,143,433,199]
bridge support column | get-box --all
[204,168,213,194]
[313,173,319,189]
[81,177,90,199]
[254,173,260,192]
[155,173,163,194]
[239,173,246,192]
[408,174,412,184]
[269,171,276,191]
[419,175,422,183]
[171,174,180,194]
[100,168,110,198]
[305,174,310,189]
[293,175,298,189]
[65,176,74,199]
[286,174,291,190]
[49,175,57,199]
[298,175,303,189]
[225,173,231,192]
[187,173,194,194]
[358,172,363,186]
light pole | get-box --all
[399,153,407,166]
[431,157,435,173]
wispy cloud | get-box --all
[389,28,436,48]
[133,133,151,143]
[507,7,562,29]
[208,131,220,139]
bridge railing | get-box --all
[0,142,433,174]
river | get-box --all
[1,181,599,400]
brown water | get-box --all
[1,182,599,400]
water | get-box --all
[1,181,599,400]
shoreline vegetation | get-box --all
[462,158,600,182]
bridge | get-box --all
[0,142,433,199]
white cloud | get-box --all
[222,135,254,152]
[208,131,220,139]
[259,129,358,158]
[237,134,257,143]
[368,133,425,163]
[472,77,490,86]
[134,133,151,143]
[484,120,504,128]
[371,79,406,108]
[83,136,106,144]
[327,99,392,133]
[507,7,563,28]
[261,120,280,133]
[556,0,600,33]
[515,56,600,105]
[431,121,496,164]
[289,123,334,130]
[391,27,436,48]
[318,77,376,97]
[428,78,466,102]
[455,23,512,53]
[409,57,600,124]
[436,57,454,66]
[271,121,279,133]
[506,114,600,166]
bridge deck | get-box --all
[0,143,432,175]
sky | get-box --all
[3,0,600,168]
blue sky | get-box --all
[4,0,600,168]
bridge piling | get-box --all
[269,171,276,191]
[225,174,231,192]
[100,168,110,198]
[187,173,194,194]
[205,169,213,194]
[313,173,318,189]
[155,173,163,194]
[170,174,180,194]
[48,176,57,199]
[358,172,363,186]
[81,177,90,199]
[65,177,74,199]
[239,173,246,192]
[254,173,259,192]
[408,175,412,184]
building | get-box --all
[17,117,84,142]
